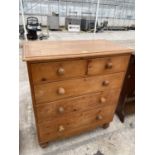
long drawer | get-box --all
[30,59,87,84]
[34,72,124,104]
[38,106,115,143]
[36,89,120,123]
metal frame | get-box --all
[20,0,28,40]
[19,0,135,33]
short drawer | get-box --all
[88,55,130,76]
[38,106,114,143]
[34,72,124,104]
[30,59,87,84]
[36,89,120,123]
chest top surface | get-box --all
[23,40,133,62]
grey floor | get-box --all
[19,31,135,155]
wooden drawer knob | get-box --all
[57,87,65,95]
[41,78,47,81]
[106,62,113,69]
[58,125,65,132]
[58,107,64,113]
[128,74,131,79]
[57,67,65,75]
[102,80,109,86]
[100,97,106,103]
[96,115,103,120]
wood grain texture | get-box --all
[36,89,121,123]
[23,40,133,61]
[30,55,130,84]
[38,106,114,143]
[88,55,130,76]
[34,72,124,104]
[23,40,131,146]
[30,59,87,84]
[26,63,42,144]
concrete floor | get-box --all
[19,31,135,155]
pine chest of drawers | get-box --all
[23,40,133,147]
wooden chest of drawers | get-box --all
[23,40,133,147]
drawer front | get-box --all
[34,72,124,104]
[38,106,114,143]
[36,89,120,123]
[88,55,130,75]
[31,60,87,84]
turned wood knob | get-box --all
[58,125,65,132]
[96,115,103,120]
[58,107,64,113]
[106,62,113,69]
[41,78,47,81]
[57,67,65,75]
[128,74,131,79]
[100,97,106,103]
[102,80,109,86]
[57,87,65,95]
